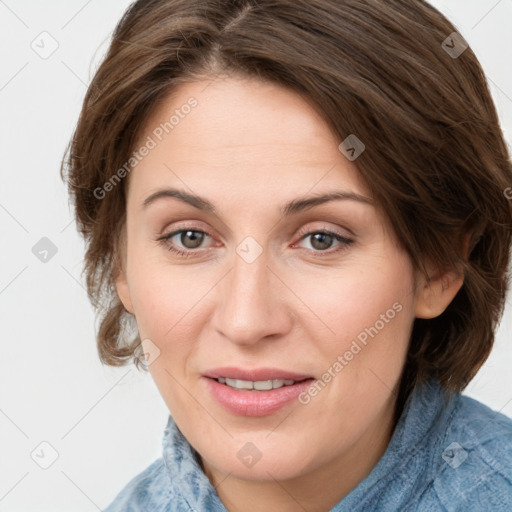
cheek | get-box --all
[294,251,415,372]
[126,255,225,373]
[128,265,204,409]
[300,253,411,324]
[127,259,194,341]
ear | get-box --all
[414,231,470,319]
[115,268,134,315]
[414,267,464,319]
[114,228,134,315]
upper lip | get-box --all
[203,367,314,382]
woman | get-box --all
[61,0,512,510]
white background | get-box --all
[1,1,511,510]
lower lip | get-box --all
[203,377,315,417]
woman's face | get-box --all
[115,75,436,485]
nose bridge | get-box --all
[213,241,289,344]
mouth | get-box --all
[203,375,316,416]
[203,366,314,383]
[212,376,314,391]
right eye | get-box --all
[156,228,213,257]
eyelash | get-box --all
[156,226,354,258]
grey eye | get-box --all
[173,230,206,249]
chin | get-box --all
[202,442,315,482]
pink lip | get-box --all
[202,366,314,381]
[202,375,316,417]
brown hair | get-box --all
[61,0,512,422]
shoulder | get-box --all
[431,393,512,512]
[103,457,175,512]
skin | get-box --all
[115,74,464,512]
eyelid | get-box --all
[294,223,353,241]
[158,220,215,239]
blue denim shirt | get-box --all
[104,377,512,511]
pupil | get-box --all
[182,230,204,249]
[311,233,332,251]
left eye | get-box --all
[297,230,354,253]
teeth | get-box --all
[219,377,298,390]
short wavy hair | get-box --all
[61,0,512,421]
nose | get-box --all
[211,247,293,347]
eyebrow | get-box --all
[141,187,373,216]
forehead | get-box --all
[128,75,370,201]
